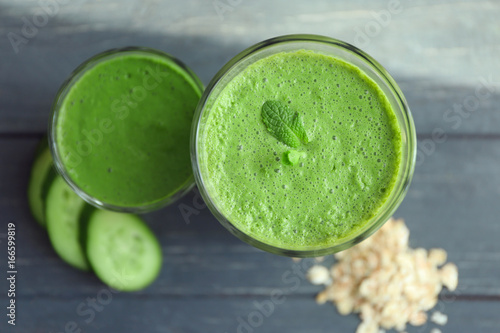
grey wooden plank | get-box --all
[3,76,500,136]
[1,297,499,333]
[1,137,500,298]
[400,80,500,136]
[1,1,499,134]
[397,136,500,296]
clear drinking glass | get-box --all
[49,47,203,213]
[191,35,416,257]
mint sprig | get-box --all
[282,150,306,166]
[261,100,309,148]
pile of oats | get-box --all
[306,218,458,333]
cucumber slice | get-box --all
[46,174,90,271]
[86,210,162,291]
[27,138,53,227]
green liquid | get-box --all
[201,50,402,249]
[56,52,202,207]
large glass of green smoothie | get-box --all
[50,47,203,212]
[192,35,416,256]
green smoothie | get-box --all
[199,50,402,249]
[55,50,202,208]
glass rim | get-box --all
[191,34,417,257]
[49,46,204,213]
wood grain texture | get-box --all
[6,298,500,333]
[0,1,499,134]
[0,0,499,332]
[0,138,499,298]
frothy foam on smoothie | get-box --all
[201,50,402,249]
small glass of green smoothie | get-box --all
[49,47,203,213]
[192,35,416,257]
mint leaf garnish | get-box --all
[283,150,306,166]
[261,100,309,148]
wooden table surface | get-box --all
[1,1,499,332]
